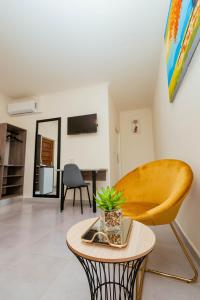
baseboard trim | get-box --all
[25,197,59,202]
[0,197,22,207]
[175,221,200,267]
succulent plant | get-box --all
[95,187,125,212]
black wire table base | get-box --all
[73,252,145,300]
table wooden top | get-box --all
[56,168,107,172]
[66,218,156,263]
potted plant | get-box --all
[95,187,125,232]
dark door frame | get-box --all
[33,117,61,198]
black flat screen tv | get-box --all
[67,113,97,135]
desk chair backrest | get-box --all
[63,164,85,187]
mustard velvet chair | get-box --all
[115,159,198,284]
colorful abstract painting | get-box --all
[165,0,200,102]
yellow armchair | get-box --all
[115,159,198,284]
[115,159,193,225]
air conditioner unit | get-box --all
[7,98,39,115]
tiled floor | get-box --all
[0,198,199,300]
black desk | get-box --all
[59,169,107,213]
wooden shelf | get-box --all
[4,165,24,167]
[3,175,23,178]
[0,123,26,200]
[2,184,23,188]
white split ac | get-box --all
[7,98,39,115]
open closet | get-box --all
[0,123,27,200]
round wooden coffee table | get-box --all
[66,218,155,300]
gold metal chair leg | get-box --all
[146,223,198,283]
[136,256,148,300]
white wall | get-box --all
[120,108,154,176]
[108,96,120,186]
[153,45,200,255]
[6,83,110,197]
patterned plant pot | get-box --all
[101,209,122,232]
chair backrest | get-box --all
[63,164,85,187]
[115,159,193,206]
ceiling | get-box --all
[0,0,170,110]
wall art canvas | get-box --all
[165,0,200,102]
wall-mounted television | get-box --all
[67,113,98,135]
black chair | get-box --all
[63,164,91,214]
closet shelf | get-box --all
[4,165,24,167]
[3,175,23,178]
[2,184,23,188]
[0,123,27,200]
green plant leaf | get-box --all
[95,186,126,211]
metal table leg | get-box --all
[72,252,145,300]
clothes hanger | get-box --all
[6,134,23,143]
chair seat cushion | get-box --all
[123,202,157,219]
